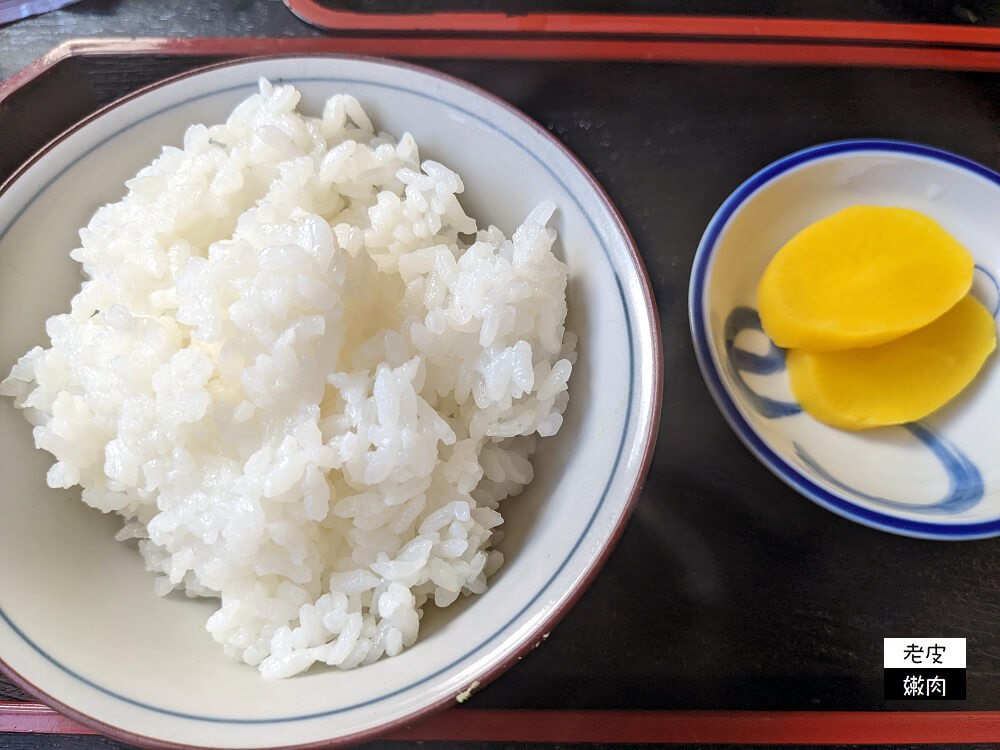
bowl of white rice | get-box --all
[0,55,661,749]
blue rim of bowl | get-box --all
[689,138,1000,541]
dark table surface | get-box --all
[2,2,1000,750]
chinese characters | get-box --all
[885,638,965,701]
[902,674,947,697]
[902,642,946,665]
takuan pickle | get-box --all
[757,205,994,430]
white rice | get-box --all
[0,79,574,678]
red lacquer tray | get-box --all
[2,25,1000,748]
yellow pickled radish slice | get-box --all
[758,206,974,351]
[786,295,996,430]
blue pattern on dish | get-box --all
[723,305,984,516]
[973,264,1000,317]
[795,423,983,515]
[723,306,801,418]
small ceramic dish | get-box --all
[690,139,1000,541]
[0,55,661,749]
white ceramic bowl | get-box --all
[691,139,1000,541]
[0,56,661,748]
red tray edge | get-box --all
[3,702,1000,744]
[280,2,1000,44]
[5,33,1000,106]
